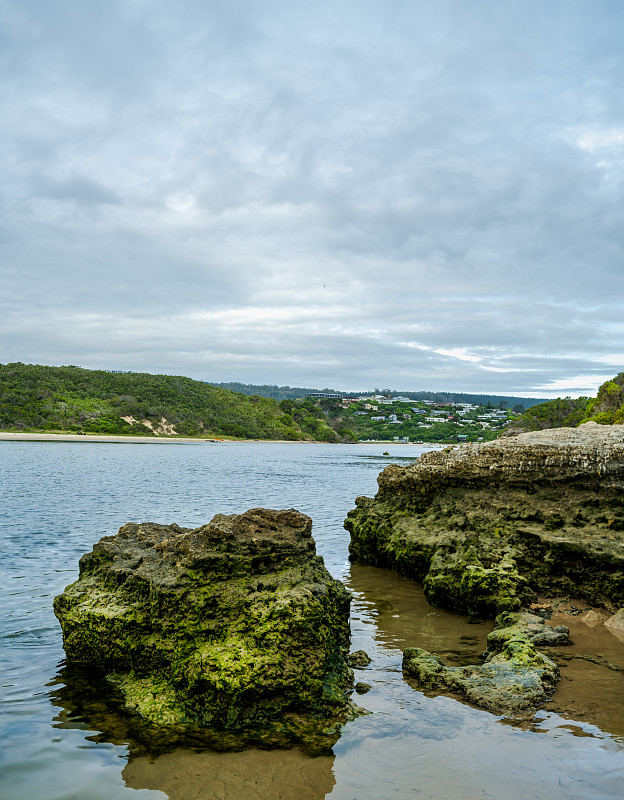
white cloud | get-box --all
[434,348,482,363]
[575,129,624,153]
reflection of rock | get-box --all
[346,425,624,616]
[604,609,624,642]
[49,664,343,758]
[123,748,335,800]
[53,508,355,749]
[577,609,610,627]
[403,613,567,714]
[605,608,624,631]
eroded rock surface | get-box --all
[346,424,624,615]
[54,508,354,737]
[403,612,567,714]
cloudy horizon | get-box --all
[2,0,622,398]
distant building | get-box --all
[304,393,341,399]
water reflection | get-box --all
[347,562,492,664]
[48,665,338,799]
[124,749,334,800]
[3,441,624,800]
[49,665,344,758]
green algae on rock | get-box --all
[345,424,624,616]
[403,612,567,714]
[53,508,355,739]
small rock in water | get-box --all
[349,650,372,668]
[403,612,568,715]
[355,682,372,694]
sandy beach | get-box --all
[0,431,221,444]
[0,432,433,445]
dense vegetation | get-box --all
[0,363,346,441]
[582,372,624,425]
[210,382,339,401]
[299,397,517,443]
[6,362,610,444]
[509,397,590,431]
[510,372,624,432]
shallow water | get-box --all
[1,440,623,799]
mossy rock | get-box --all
[402,613,565,714]
[54,509,355,740]
[346,426,624,615]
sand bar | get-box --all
[0,431,441,446]
[0,431,220,444]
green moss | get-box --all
[54,511,356,738]
[403,612,563,714]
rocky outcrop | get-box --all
[403,612,568,714]
[345,424,624,616]
[54,508,354,739]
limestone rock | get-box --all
[403,613,565,714]
[346,425,624,615]
[54,508,354,734]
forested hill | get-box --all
[211,382,547,409]
[211,382,340,401]
[0,363,345,441]
[509,372,624,432]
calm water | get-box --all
[1,440,623,800]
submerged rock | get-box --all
[403,612,567,714]
[54,508,354,738]
[345,425,624,616]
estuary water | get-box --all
[1,440,623,800]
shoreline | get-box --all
[0,432,439,446]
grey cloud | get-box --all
[1,0,623,396]
[32,173,121,205]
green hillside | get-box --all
[0,363,346,442]
[211,381,547,409]
[294,396,518,443]
[510,372,624,432]
[582,373,624,424]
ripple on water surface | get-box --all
[1,441,623,800]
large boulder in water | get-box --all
[54,508,354,734]
[345,424,624,615]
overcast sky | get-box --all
[2,0,623,397]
